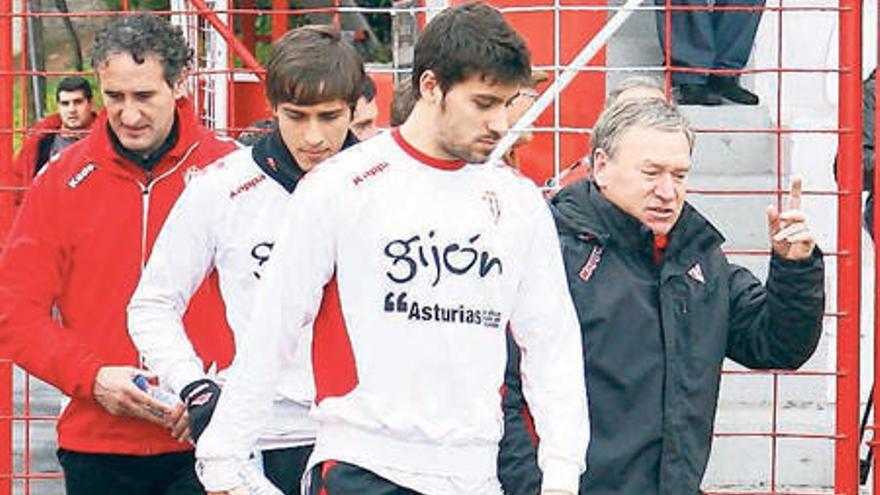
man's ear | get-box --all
[593,148,610,188]
[171,73,187,100]
[418,70,441,105]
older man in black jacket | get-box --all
[499,98,825,495]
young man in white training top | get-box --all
[196,3,590,495]
[126,25,363,495]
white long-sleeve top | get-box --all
[196,129,590,494]
[127,141,318,449]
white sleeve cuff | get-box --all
[167,362,207,396]
[540,458,582,494]
[196,457,245,492]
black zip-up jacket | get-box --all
[499,180,825,495]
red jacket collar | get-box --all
[85,97,205,180]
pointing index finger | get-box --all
[788,177,803,211]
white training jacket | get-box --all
[127,133,332,449]
[196,129,590,494]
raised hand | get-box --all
[766,177,816,260]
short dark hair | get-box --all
[391,77,416,126]
[412,2,530,99]
[56,76,93,101]
[91,14,192,87]
[266,25,365,111]
[362,75,376,102]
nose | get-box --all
[654,174,676,201]
[303,119,325,147]
[487,106,509,136]
[120,100,141,126]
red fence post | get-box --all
[873,6,880,494]
[836,0,862,491]
[272,0,287,42]
[0,360,11,495]
[0,0,12,242]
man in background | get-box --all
[351,74,378,140]
[12,76,97,205]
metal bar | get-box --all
[487,0,645,163]
[0,5,848,17]
[188,0,265,82]
[874,5,880,491]
[553,0,560,185]
[0,361,11,495]
[272,0,286,41]
[0,0,12,244]
[835,0,862,490]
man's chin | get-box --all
[465,151,491,164]
[643,220,674,237]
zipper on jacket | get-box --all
[138,142,199,269]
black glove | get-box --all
[180,378,221,442]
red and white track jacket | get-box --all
[197,129,590,494]
[128,131,358,450]
[0,98,237,455]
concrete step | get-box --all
[684,105,779,177]
[686,174,782,252]
[704,401,835,489]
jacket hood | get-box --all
[550,179,725,259]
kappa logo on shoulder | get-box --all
[352,161,390,186]
[229,174,267,199]
[578,245,604,282]
[67,163,96,189]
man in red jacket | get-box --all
[11,76,97,207]
[0,14,236,495]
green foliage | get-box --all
[104,0,171,10]
[237,0,394,65]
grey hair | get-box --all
[606,75,665,108]
[591,98,694,159]
[91,14,193,87]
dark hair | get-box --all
[56,76,93,101]
[412,2,530,99]
[362,75,376,102]
[391,77,416,126]
[266,25,365,111]
[91,14,192,87]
